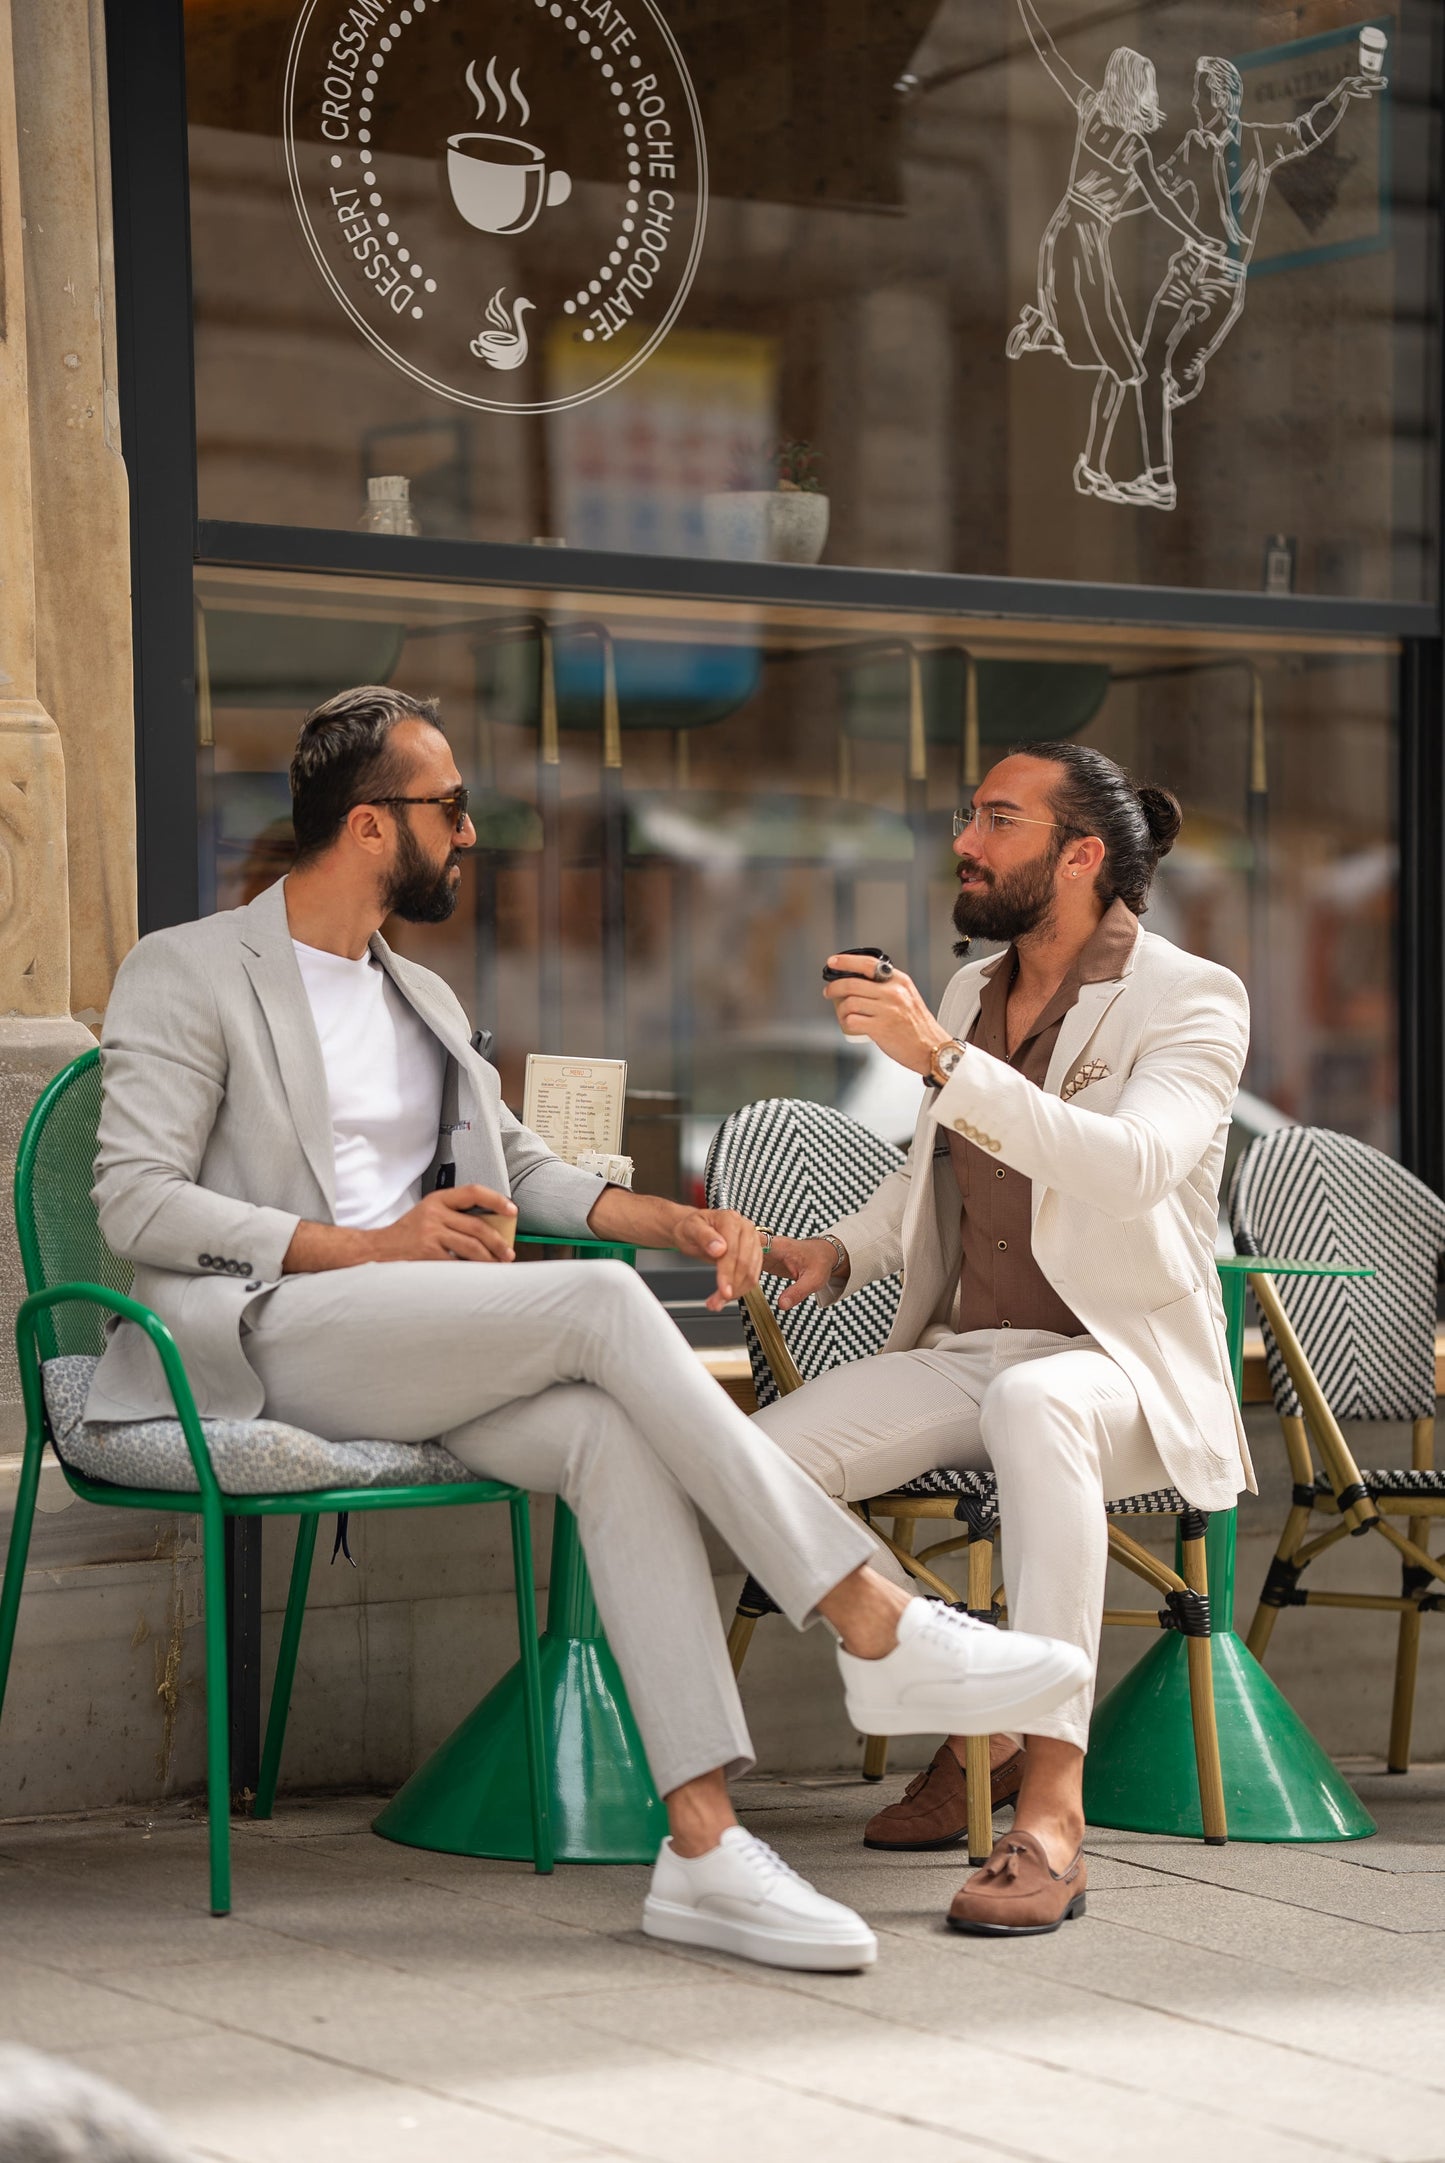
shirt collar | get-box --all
[976,897,1139,1046]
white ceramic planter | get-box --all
[702,490,830,565]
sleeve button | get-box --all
[199,1254,213,1268]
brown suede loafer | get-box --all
[863,1744,1025,1851]
[946,1830,1086,1935]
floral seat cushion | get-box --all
[41,1355,474,1497]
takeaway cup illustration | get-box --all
[448,60,570,236]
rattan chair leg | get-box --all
[1245,1501,1311,1662]
[727,1608,759,1677]
[1181,1528,1227,1845]
[201,1504,233,1917]
[862,1733,890,1782]
[963,1735,994,1863]
[1387,1532,1427,1775]
[255,1513,318,1821]
[960,1536,997,1860]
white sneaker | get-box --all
[838,1598,1092,1737]
[643,1828,878,1972]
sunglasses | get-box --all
[370,786,471,830]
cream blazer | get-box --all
[825,922,1254,1513]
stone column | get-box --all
[13,0,137,1016]
[0,0,112,1445]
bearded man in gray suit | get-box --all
[89,685,1086,1973]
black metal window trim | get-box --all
[197,519,1439,643]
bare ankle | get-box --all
[665,1769,737,1858]
[820,1567,910,1660]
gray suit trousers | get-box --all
[243,1257,873,1794]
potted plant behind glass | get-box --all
[703,439,830,565]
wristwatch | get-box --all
[923,1038,967,1090]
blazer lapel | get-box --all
[237,880,337,1212]
[369,936,473,1066]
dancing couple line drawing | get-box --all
[1007,0,1386,509]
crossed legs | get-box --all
[242,1257,895,1849]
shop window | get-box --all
[195,568,1401,1195]
[184,0,1438,599]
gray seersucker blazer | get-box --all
[86,877,606,1423]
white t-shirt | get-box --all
[292,941,447,1231]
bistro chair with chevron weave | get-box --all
[1230,1126,1445,1772]
[0,1049,555,1916]
[706,1096,1226,1862]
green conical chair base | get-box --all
[375,1496,666,1865]
[1084,1628,1376,1843]
[375,1632,666,1864]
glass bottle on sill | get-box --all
[358,474,420,536]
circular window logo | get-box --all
[284,0,707,414]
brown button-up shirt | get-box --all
[947,898,1139,1335]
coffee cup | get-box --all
[447,132,572,235]
[473,1209,518,1251]
[1358,26,1387,75]
[821,946,896,984]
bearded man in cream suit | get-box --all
[756,742,1251,1937]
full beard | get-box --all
[384,817,460,924]
[952,847,1061,953]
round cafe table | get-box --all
[375,1236,667,1865]
[1082,1255,1378,1843]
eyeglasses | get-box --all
[370,787,471,830]
[952,806,1072,840]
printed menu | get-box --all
[522,1055,628,1164]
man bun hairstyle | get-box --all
[289,685,442,863]
[1010,739,1182,916]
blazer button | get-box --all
[244,1281,261,1293]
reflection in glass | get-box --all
[184,0,1440,598]
[196,569,1400,1207]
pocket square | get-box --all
[1062,1058,1111,1101]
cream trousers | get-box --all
[752,1328,1172,1751]
[243,1258,873,1796]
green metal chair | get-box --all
[0,1048,554,1915]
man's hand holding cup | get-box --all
[822,949,947,1075]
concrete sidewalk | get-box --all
[2,1764,1443,2163]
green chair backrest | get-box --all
[14,1049,131,1361]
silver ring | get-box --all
[874,957,896,980]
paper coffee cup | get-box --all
[474,1209,518,1248]
[1359,26,1387,73]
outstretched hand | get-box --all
[764,1234,848,1312]
[672,1207,765,1312]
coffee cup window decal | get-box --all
[283,0,707,417]
[450,57,571,236]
